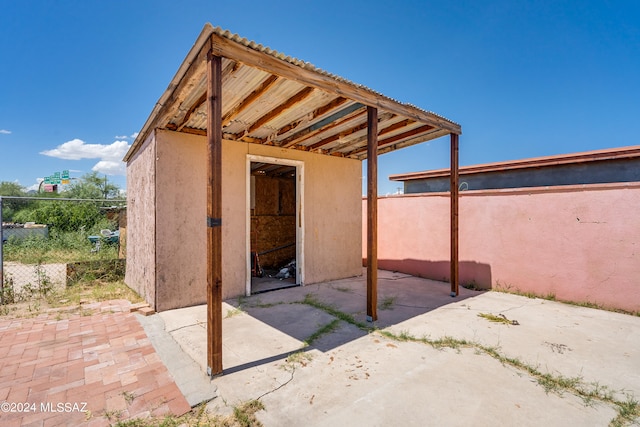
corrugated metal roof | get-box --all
[124,23,461,162]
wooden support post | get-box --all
[366,106,378,321]
[450,133,459,297]
[206,50,223,377]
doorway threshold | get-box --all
[251,282,300,295]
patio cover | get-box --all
[123,23,462,376]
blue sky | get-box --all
[1,1,638,195]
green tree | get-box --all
[62,172,121,199]
[0,181,26,197]
[0,181,29,221]
[12,201,103,232]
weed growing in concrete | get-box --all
[251,300,282,309]
[460,280,481,291]
[300,294,371,331]
[430,336,471,350]
[225,307,244,318]
[379,296,396,310]
[112,399,266,426]
[236,295,246,308]
[477,312,519,325]
[304,319,341,347]
[285,350,313,367]
[377,329,639,426]
[491,284,640,318]
[610,395,640,427]
[233,400,265,426]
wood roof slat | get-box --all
[278,104,366,148]
[306,121,369,150]
[346,124,436,157]
[310,111,396,152]
[241,86,315,136]
[222,74,280,126]
[275,96,349,138]
[176,92,207,132]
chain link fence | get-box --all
[0,196,126,305]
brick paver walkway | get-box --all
[0,300,191,426]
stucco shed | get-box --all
[123,24,461,375]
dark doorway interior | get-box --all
[250,162,298,294]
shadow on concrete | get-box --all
[217,269,484,371]
[375,258,493,289]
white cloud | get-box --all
[40,138,131,176]
[92,160,126,176]
[115,135,129,139]
[0,129,11,134]
[130,132,139,139]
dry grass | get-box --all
[0,279,142,319]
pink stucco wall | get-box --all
[364,183,640,312]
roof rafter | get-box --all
[307,112,396,151]
[278,104,366,148]
[222,74,280,126]
[275,96,349,139]
[235,86,315,139]
[346,124,436,157]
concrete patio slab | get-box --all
[135,312,218,407]
[160,270,640,426]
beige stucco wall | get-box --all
[145,129,361,311]
[365,184,640,313]
[125,132,157,307]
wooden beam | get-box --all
[306,121,369,151]
[378,118,414,136]
[176,92,207,132]
[208,31,461,134]
[176,60,240,132]
[181,127,207,136]
[206,51,223,377]
[347,124,435,156]
[276,96,349,137]
[450,133,459,297]
[348,128,451,160]
[325,112,397,155]
[279,106,366,148]
[222,74,279,126]
[367,106,378,322]
[242,86,315,136]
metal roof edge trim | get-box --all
[390,145,640,181]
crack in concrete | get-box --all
[256,366,296,401]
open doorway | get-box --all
[247,156,303,294]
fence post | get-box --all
[0,196,4,304]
